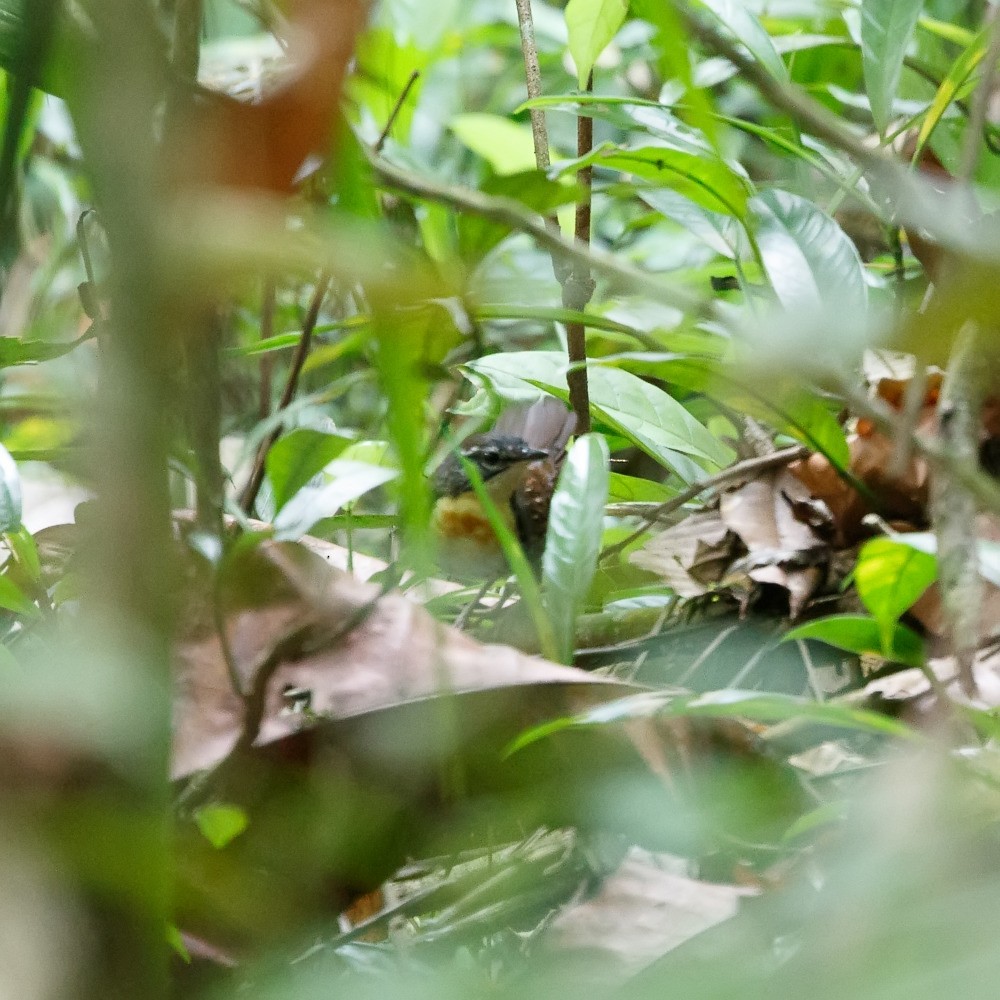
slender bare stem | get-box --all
[240,274,332,514]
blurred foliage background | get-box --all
[6,0,1000,997]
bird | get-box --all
[431,397,577,582]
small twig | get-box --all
[375,69,420,153]
[240,273,332,514]
[601,444,809,561]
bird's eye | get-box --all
[479,447,500,465]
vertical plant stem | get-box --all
[512,0,591,432]
[562,71,595,434]
[240,273,332,514]
[68,2,176,994]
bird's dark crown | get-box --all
[434,436,549,498]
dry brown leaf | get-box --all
[628,512,735,597]
[173,540,625,779]
[538,847,752,986]
[717,470,828,617]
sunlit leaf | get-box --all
[0,573,37,616]
[451,113,548,176]
[542,434,610,663]
[861,0,925,133]
[784,613,925,668]
[565,0,628,87]
[855,537,936,650]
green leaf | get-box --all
[272,460,398,540]
[6,525,39,582]
[698,0,788,83]
[467,351,732,480]
[855,537,937,649]
[637,186,739,258]
[508,686,915,754]
[451,113,548,175]
[565,0,628,87]
[752,189,868,316]
[561,142,749,217]
[0,573,37,616]
[0,333,90,367]
[542,434,610,663]
[608,472,675,503]
[266,429,351,512]
[194,803,249,849]
[782,395,850,469]
[783,614,925,668]
[916,23,990,150]
[0,441,22,533]
[861,0,925,133]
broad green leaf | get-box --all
[266,429,352,512]
[565,0,628,87]
[451,114,548,176]
[0,332,90,367]
[467,351,732,479]
[6,525,39,582]
[273,460,398,540]
[608,472,675,503]
[637,187,739,258]
[861,0,925,133]
[542,434,610,663]
[0,573,37,617]
[855,537,936,650]
[782,395,850,469]
[560,142,749,217]
[698,0,788,83]
[194,803,249,849]
[784,614,925,668]
[509,686,914,753]
[0,441,22,533]
[752,189,868,316]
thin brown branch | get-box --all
[367,149,707,314]
[375,69,420,153]
[239,273,332,514]
[514,0,552,173]
[258,279,276,422]
[601,444,809,562]
[563,71,595,435]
